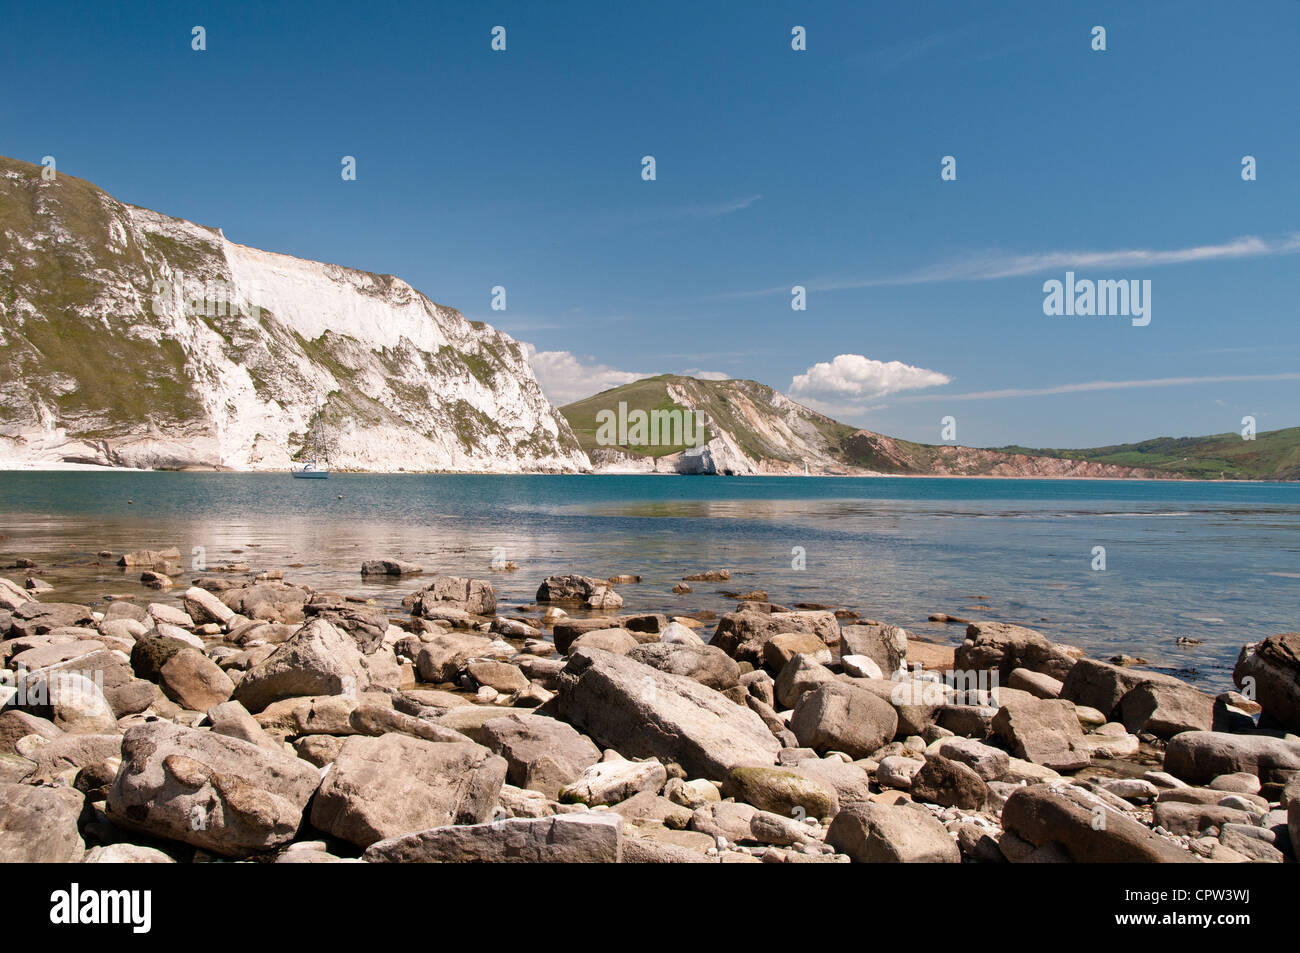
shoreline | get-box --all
[0,463,1284,484]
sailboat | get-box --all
[292,411,331,479]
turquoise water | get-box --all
[1,472,1297,691]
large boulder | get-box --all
[478,713,601,799]
[231,618,374,713]
[763,632,832,670]
[784,758,872,811]
[1118,680,1214,738]
[15,669,118,733]
[839,623,908,674]
[14,732,122,785]
[181,587,235,626]
[0,576,31,611]
[626,643,741,691]
[991,697,1090,771]
[106,721,320,856]
[363,813,622,863]
[23,648,156,718]
[219,582,313,624]
[0,782,86,862]
[568,628,639,656]
[560,758,667,806]
[535,575,620,610]
[302,598,391,653]
[710,610,838,667]
[553,648,781,781]
[849,676,944,737]
[720,765,835,820]
[826,801,960,863]
[788,681,898,759]
[1163,731,1300,785]
[1001,782,1196,862]
[910,754,989,809]
[551,618,622,654]
[1060,658,1186,719]
[937,737,1011,781]
[159,648,235,711]
[774,654,836,708]
[1233,633,1300,732]
[411,576,497,617]
[7,602,95,638]
[206,700,284,753]
[129,633,192,681]
[414,632,495,683]
[310,734,506,848]
[0,710,61,755]
[956,622,1076,681]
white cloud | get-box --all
[790,354,951,400]
[716,233,1300,299]
[895,371,1300,402]
[682,369,730,380]
[522,345,646,406]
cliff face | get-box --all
[0,156,587,472]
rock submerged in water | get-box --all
[1233,632,1300,732]
[360,559,423,577]
[536,574,623,610]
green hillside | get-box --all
[562,376,714,458]
[994,427,1300,481]
[561,374,857,462]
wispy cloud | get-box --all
[599,194,763,232]
[846,32,953,71]
[715,233,1300,299]
[895,372,1300,403]
[688,194,763,218]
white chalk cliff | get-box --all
[0,156,587,471]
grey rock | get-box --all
[554,648,781,781]
[107,720,319,856]
[363,813,622,863]
[311,734,506,848]
[826,801,960,863]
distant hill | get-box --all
[560,375,1178,478]
[994,428,1300,481]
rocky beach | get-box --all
[1,547,1296,865]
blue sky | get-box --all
[3,0,1298,447]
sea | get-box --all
[1,472,1297,692]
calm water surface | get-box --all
[1,472,1297,691]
